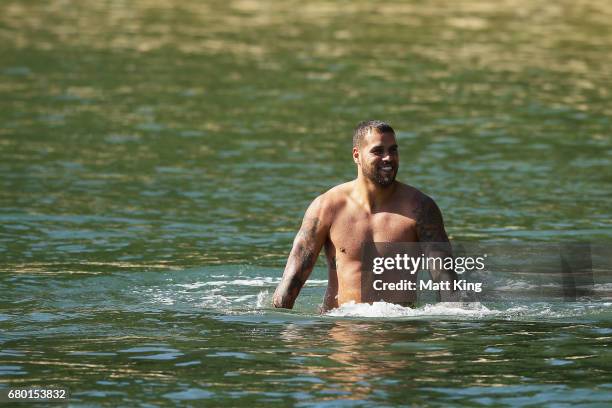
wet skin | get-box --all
[273,130,456,311]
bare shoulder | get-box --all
[305,182,352,226]
[395,182,448,241]
[391,182,434,208]
[319,181,352,209]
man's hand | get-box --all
[273,196,329,309]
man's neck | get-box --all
[354,176,398,213]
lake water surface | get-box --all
[1,0,611,406]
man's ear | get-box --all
[352,146,360,165]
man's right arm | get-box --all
[273,195,330,309]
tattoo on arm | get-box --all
[295,217,319,272]
[415,196,456,286]
[284,275,304,303]
[297,217,320,242]
[273,217,321,308]
[415,196,448,243]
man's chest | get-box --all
[328,210,418,260]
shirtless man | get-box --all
[273,120,457,310]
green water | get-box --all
[1,0,611,406]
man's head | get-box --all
[352,120,395,149]
[352,120,399,188]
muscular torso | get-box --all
[321,181,421,310]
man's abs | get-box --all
[323,217,418,306]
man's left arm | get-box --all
[415,195,458,298]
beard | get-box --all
[362,162,397,187]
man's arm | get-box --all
[415,195,458,297]
[273,196,329,309]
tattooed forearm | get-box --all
[273,217,322,309]
[415,195,456,287]
[287,275,304,293]
[296,244,316,273]
[273,275,304,308]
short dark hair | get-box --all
[353,120,395,148]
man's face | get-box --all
[355,130,399,187]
